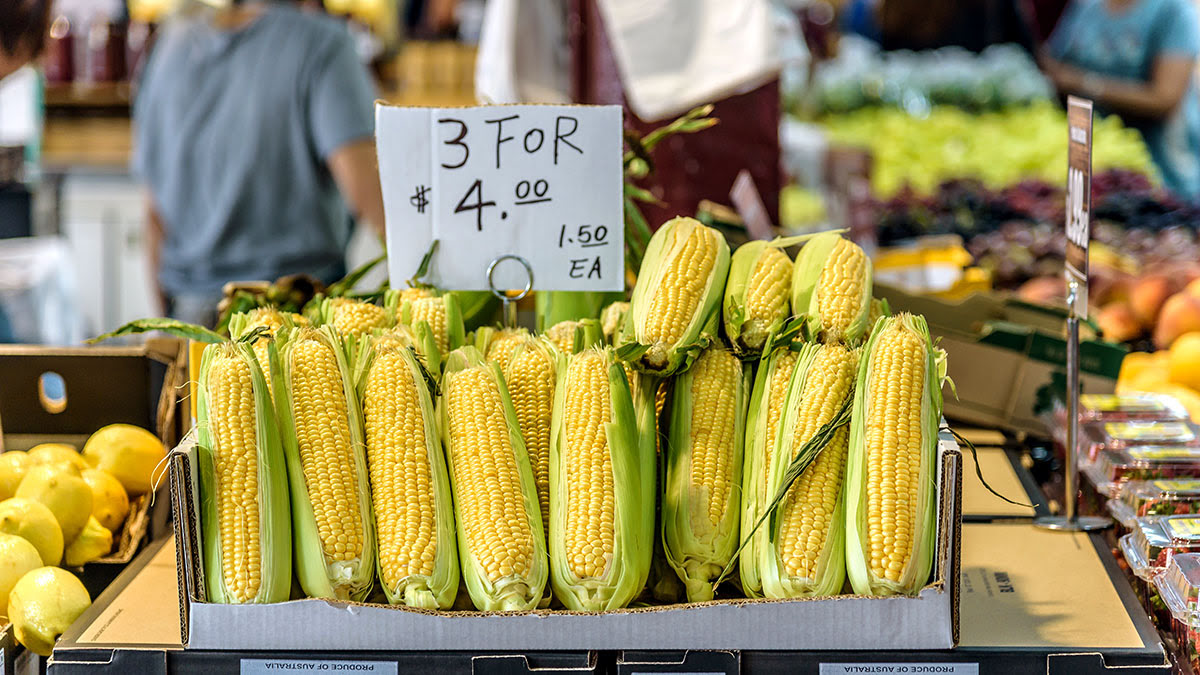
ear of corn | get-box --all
[503,337,560,543]
[739,346,800,597]
[321,298,393,337]
[617,217,730,376]
[228,308,305,392]
[545,319,604,355]
[723,242,793,358]
[548,347,653,610]
[399,294,465,370]
[845,313,940,596]
[760,343,858,598]
[441,347,548,611]
[485,328,532,372]
[360,338,458,609]
[662,346,749,601]
[600,301,630,344]
[196,341,291,604]
[535,290,625,331]
[273,325,376,601]
[791,233,872,345]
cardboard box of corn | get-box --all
[165,219,962,651]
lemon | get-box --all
[1169,333,1200,391]
[0,499,63,566]
[8,567,91,656]
[26,444,89,473]
[80,469,130,533]
[82,425,166,496]
[0,452,32,501]
[63,517,113,567]
[0,534,43,616]
[16,465,92,544]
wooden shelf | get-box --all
[44,82,132,109]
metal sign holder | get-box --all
[1034,279,1109,532]
[487,254,534,330]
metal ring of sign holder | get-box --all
[487,254,534,329]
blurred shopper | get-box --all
[0,0,50,81]
[133,0,386,326]
[1043,0,1200,198]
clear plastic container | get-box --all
[1154,552,1200,671]
[1083,446,1200,498]
[1054,393,1190,427]
[1109,480,1200,532]
[1120,515,1200,626]
[1080,421,1200,464]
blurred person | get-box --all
[133,0,386,326]
[0,0,50,81]
[1042,0,1200,198]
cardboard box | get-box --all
[169,431,962,651]
[0,339,188,565]
[876,284,1124,436]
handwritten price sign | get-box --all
[1065,96,1092,318]
[376,104,624,292]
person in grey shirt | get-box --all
[133,0,386,326]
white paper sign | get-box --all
[376,104,624,292]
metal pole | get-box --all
[1036,278,1109,531]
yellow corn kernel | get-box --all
[445,367,535,582]
[207,350,263,603]
[364,347,438,584]
[744,247,792,335]
[410,298,449,353]
[330,299,389,337]
[561,351,616,580]
[487,330,527,372]
[644,224,721,347]
[289,338,364,563]
[816,239,868,341]
[761,351,799,497]
[864,322,926,582]
[545,321,579,354]
[504,343,555,540]
[778,424,848,578]
[686,348,742,527]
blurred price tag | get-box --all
[1065,96,1093,318]
[377,104,624,292]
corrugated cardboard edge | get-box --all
[172,429,961,651]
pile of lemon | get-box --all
[0,425,165,656]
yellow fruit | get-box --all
[8,567,91,656]
[16,465,92,544]
[80,470,130,533]
[0,453,32,501]
[1118,351,1158,385]
[26,444,89,473]
[0,534,43,616]
[0,499,63,566]
[81,425,166,497]
[1169,333,1200,391]
[64,517,113,567]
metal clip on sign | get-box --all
[487,254,533,330]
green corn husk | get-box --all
[548,347,654,611]
[536,290,625,331]
[441,347,548,611]
[662,346,750,602]
[600,301,630,344]
[448,290,501,332]
[357,338,459,609]
[617,217,730,376]
[759,342,858,599]
[845,313,942,596]
[197,341,291,604]
[738,343,801,598]
[723,241,793,358]
[273,325,376,602]
[790,232,872,345]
